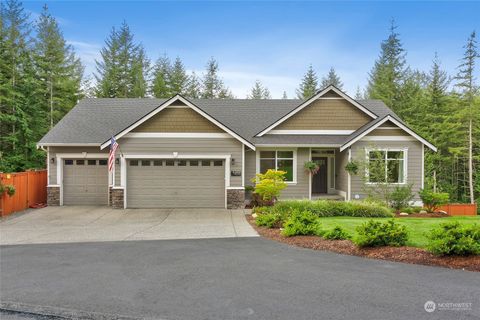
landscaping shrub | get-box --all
[281,210,323,237]
[419,189,449,213]
[323,226,351,240]
[354,220,408,247]
[426,222,480,256]
[388,185,414,213]
[255,212,282,228]
[272,200,393,218]
[251,170,288,204]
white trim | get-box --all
[255,144,342,148]
[347,148,352,201]
[338,190,347,199]
[54,153,109,206]
[111,186,125,190]
[308,148,312,200]
[121,155,127,209]
[241,145,245,187]
[360,136,416,141]
[100,95,255,151]
[47,184,61,187]
[37,143,101,147]
[124,132,232,138]
[340,115,437,152]
[255,148,297,184]
[364,147,408,185]
[268,130,354,135]
[226,187,245,190]
[257,85,377,136]
[421,144,425,189]
[47,147,50,185]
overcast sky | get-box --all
[23,0,480,98]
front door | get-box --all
[312,157,328,194]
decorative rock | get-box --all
[438,210,448,215]
[419,210,428,214]
[399,212,409,216]
[252,213,257,218]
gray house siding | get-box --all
[48,146,107,185]
[244,147,310,200]
[350,140,423,201]
[117,137,244,187]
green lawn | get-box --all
[318,216,480,248]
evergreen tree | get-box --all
[34,4,83,128]
[282,91,288,99]
[366,20,407,113]
[296,65,318,99]
[454,31,479,204]
[95,21,147,98]
[201,58,232,98]
[169,57,188,95]
[185,71,201,99]
[151,55,171,98]
[248,80,270,99]
[354,86,363,99]
[320,67,343,89]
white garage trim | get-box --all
[55,153,109,206]
[122,153,232,209]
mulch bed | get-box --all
[395,212,450,218]
[247,215,480,272]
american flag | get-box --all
[108,136,118,171]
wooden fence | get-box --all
[0,170,47,217]
[438,203,478,216]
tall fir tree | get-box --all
[366,20,407,113]
[454,31,479,204]
[354,86,363,99]
[248,80,271,99]
[95,21,147,98]
[320,67,343,89]
[169,57,188,95]
[296,65,318,99]
[185,71,201,99]
[34,4,83,128]
[282,91,288,99]
[151,55,171,98]
[201,58,232,98]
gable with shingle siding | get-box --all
[276,99,372,131]
[132,107,224,133]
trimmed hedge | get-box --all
[354,220,408,247]
[282,210,323,237]
[427,222,480,256]
[269,200,393,218]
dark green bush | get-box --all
[281,210,323,237]
[323,226,351,240]
[389,185,414,213]
[426,222,480,256]
[354,220,408,247]
[272,200,393,218]
[255,212,282,228]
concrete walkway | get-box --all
[0,206,258,245]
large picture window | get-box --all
[259,150,295,182]
[367,149,406,184]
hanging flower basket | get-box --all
[304,161,320,175]
[345,161,359,175]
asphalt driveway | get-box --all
[1,237,479,320]
[0,206,257,245]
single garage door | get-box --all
[63,159,109,205]
[127,159,225,208]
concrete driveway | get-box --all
[0,206,257,245]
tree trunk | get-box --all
[50,79,53,129]
[468,118,474,204]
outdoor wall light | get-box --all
[115,158,120,165]
[50,158,55,164]
[231,158,235,165]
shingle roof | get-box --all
[38,97,401,146]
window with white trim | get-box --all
[259,150,295,182]
[367,149,406,183]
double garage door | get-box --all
[127,159,226,208]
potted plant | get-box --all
[304,161,320,175]
[345,161,359,175]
